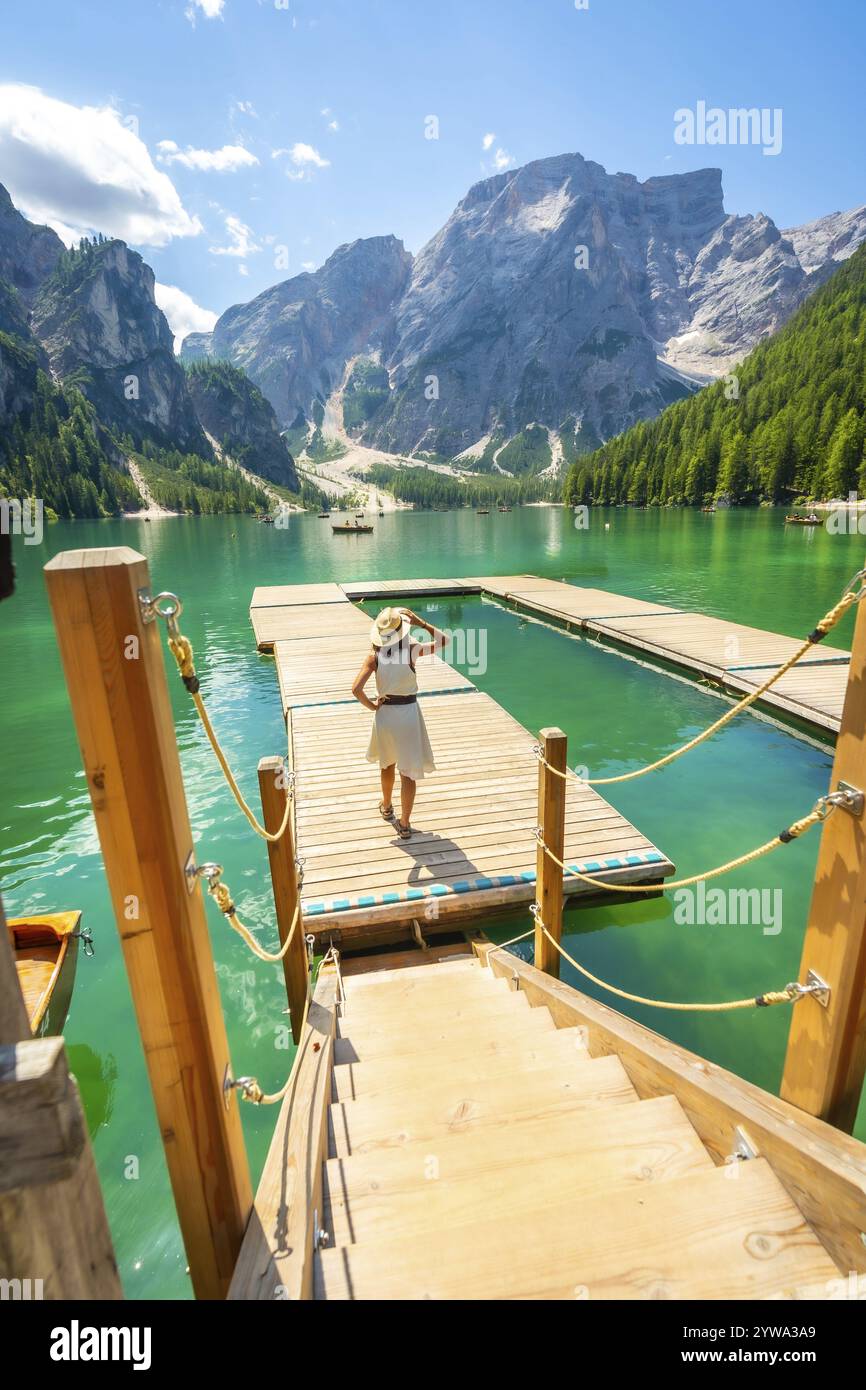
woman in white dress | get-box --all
[351,606,449,839]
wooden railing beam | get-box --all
[44,547,252,1299]
[781,583,866,1132]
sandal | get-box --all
[395,820,412,840]
[379,801,395,821]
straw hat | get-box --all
[371,606,410,648]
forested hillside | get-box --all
[564,244,866,508]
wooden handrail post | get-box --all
[44,547,252,1299]
[780,584,866,1132]
[534,727,568,978]
[258,756,308,1042]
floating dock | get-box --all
[250,580,675,941]
[252,574,848,736]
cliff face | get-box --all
[31,238,211,454]
[186,154,866,462]
[184,360,299,488]
[183,235,414,427]
[0,183,62,304]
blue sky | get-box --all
[1,0,864,343]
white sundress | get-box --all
[365,639,436,781]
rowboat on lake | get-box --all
[332,521,373,534]
[7,910,91,1036]
[786,513,822,525]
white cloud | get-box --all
[321,108,340,132]
[272,142,331,180]
[482,132,495,151]
[154,282,217,353]
[210,213,260,258]
[0,84,203,247]
[157,140,259,173]
[234,100,257,118]
[238,264,249,276]
[186,0,225,22]
[493,147,513,171]
[301,260,316,271]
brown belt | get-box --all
[379,694,417,706]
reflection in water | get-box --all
[67,1044,118,1138]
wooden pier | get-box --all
[253,575,849,735]
[250,581,675,941]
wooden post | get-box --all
[534,727,568,979]
[44,548,252,1299]
[0,895,122,1299]
[258,756,308,1043]
[781,587,866,1132]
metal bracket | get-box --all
[138,587,157,623]
[806,969,831,1008]
[732,1126,758,1162]
[836,781,864,817]
[184,849,197,893]
[222,1062,234,1110]
[313,1210,330,1251]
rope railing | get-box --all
[532,794,850,896]
[487,913,824,1015]
[229,945,344,1106]
[534,568,866,788]
[190,862,303,963]
[142,591,293,843]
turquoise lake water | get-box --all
[2,504,864,1297]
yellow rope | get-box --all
[537,587,859,787]
[528,911,800,1012]
[233,947,340,1106]
[535,806,824,894]
[167,632,292,843]
[208,878,302,963]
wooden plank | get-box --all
[44,548,252,1301]
[315,1159,840,1300]
[228,965,337,1301]
[341,579,479,600]
[332,1026,590,1100]
[328,1054,638,1157]
[252,602,370,652]
[251,583,348,608]
[274,638,474,713]
[781,588,866,1131]
[332,1007,556,1064]
[323,1095,712,1246]
[485,948,866,1276]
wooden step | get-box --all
[328,1054,637,1157]
[315,1157,841,1300]
[345,958,482,991]
[333,1002,555,1064]
[324,1094,713,1245]
[332,1030,594,1109]
[342,972,511,1020]
[333,1026,590,1100]
[339,984,528,1039]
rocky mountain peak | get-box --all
[0,182,63,303]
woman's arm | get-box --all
[352,651,379,711]
[402,607,450,658]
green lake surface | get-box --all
[2,504,865,1297]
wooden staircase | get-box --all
[312,955,841,1300]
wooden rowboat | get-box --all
[332,522,373,534]
[786,514,822,525]
[7,910,89,1036]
